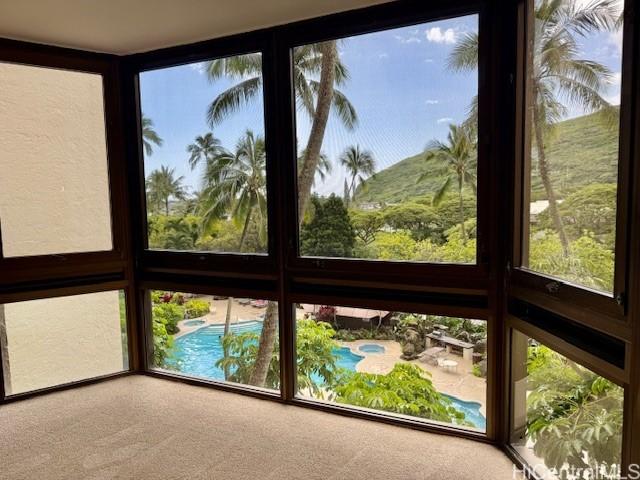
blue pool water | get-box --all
[167,321,486,430]
[442,394,486,430]
[358,343,385,354]
[183,319,205,327]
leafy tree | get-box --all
[146,165,187,215]
[420,124,476,243]
[449,0,619,254]
[148,215,201,250]
[529,232,613,291]
[339,145,376,206]
[141,114,163,156]
[350,210,384,245]
[382,202,444,242]
[300,195,355,257]
[334,363,470,425]
[216,318,341,396]
[526,344,623,473]
[373,231,418,261]
[537,183,616,246]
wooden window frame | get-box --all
[0,39,139,404]
[509,0,638,332]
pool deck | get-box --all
[175,296,267,338]
[341,339,487,416]
[173,298,486,415]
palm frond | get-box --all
[207,77,262,127]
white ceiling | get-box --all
[0,0,394,55]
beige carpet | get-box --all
[0,375,517,479]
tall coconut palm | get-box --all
[421,124,477,243]
[203,44,357,387]
[298,149,332,186]
[198,130,267,248]
[204,43,356,220]
[187,132,223,170]
[141,114,163,156]
[146,165,187,215]
[197,130,268,381]
[339,145,376,206]
[448,0,618,254]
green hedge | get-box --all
[185,299,210,319]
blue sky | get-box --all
[140,6,623,197]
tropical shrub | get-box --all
[216,319,341,397]
[152,302,185,335]
[152,318,174,368]
[526,344,623,473]
[184,299,210,319]
[334,363,470,425]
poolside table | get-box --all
[425,333,475,361]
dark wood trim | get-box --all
[1,370,132,404]
[0,278,128,305]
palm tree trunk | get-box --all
[297,41,338,220]
[532,104,570,256]
[222,296,234,380]
[222,207,255,380]
[249,301,278,387]
[165,198,170,216]
[458,177,467,244]
[238,207,253,253]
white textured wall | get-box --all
[3,291,125,395]
[0,62,112,257]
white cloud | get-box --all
[394,34,421,44]
[425,27,457,44]
[425,99,439,105]
[424,58,434,63]
[188,62,206,74]
[437,117,453,124]
[378,52,389,59]
[608,29,623,57]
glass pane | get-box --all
[139,54,268,254]
[294,15,479,263]
[1,290,128,395]
[149,291,279,392]
[0,63,112,257]
[511,331,623,478]
[523,0,624,292]
[295,304,487,431]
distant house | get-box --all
[357,202,382,211]
[300,304,392,329]
[529,199,563,223]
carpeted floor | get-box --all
[0,375,518,479]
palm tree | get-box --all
[448,0,618,254]
[146,165,187,215]
[203,45,357,387]
[141,114,163,156]
[298,149,332,186]
[421,124,477,243]
[198,130,267,249]
[204,43,357,220]
[339,145,376,206]
[187,132,223,170]
[197,130,268,381]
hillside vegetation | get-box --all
[356,109,619,204]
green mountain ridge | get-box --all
[355,109,619,205]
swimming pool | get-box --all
[358,343,385,354]
[167,321,486,429]
[183,319,205,327]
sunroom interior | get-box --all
[0,0,639,478]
